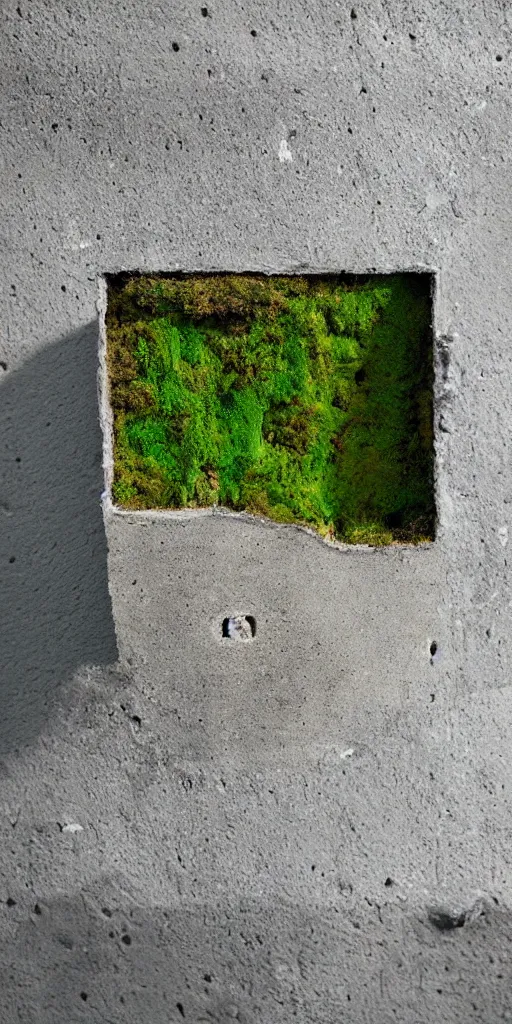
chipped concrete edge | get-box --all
[97,274,115,511]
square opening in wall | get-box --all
[103,272,435,545]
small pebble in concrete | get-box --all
[222,616,256,641]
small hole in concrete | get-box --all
[350,7,357,18]
[384,877,393,887]
[430,640,438,658]
[0,361,7,371]
[222,615,256,640]
[201,6,208,14]
[177,1003,185,1018]
[121,933,131,945]
[204,973,212,983]
[496,54,503,61]
[80,992,88,1002]
[172,41,180,51]
[6,897,16,907]
[102,907,112,917]
[34,903,41,915]
[250,28,257,36]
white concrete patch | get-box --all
[499,525,508,547]
[340,748,354,759]
[61,823,84,833]
[65,218,93,251]
[278,139,293,163]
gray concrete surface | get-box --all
[2,1,512,1021]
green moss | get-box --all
[106,273,435,544]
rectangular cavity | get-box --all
[103,272,435,545]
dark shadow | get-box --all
[0,323,118,753]
[2,886,512,1023]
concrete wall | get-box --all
[2,2,512,1021]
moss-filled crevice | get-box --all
[105,272,435,544]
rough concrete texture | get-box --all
[2,1,512,1021]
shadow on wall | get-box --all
[1,886,512,1023]
[0,322,118,754]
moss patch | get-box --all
[106,272,434,544]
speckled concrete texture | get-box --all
[2,1,512,1021]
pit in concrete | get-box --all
[101,272,435,545]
